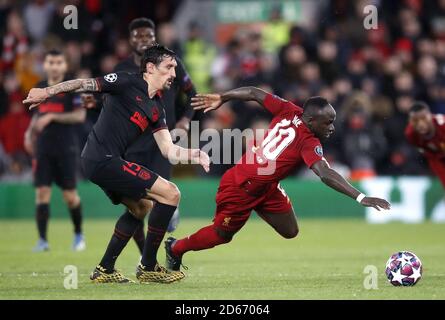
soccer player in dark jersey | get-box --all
[23,45,210,284]
[405,102,445,187]
[113,18,197,253]
[24,50,86,252]
[164,87,391,271]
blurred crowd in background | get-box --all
[1,0,445,181]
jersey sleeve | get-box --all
[150,108,168,133]
[95,72,131,93]
[263,93,301,116]
[300,138,325,168]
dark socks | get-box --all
[141,202,177,270]
[69,203,83,234]
[99,211,141,271]
[132,218,145,254]
[36,204,49,240]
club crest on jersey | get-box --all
[152,106,159,122]
[292,115,302,128]
[222,217,231,226]
[315,145,323,157]
[104,73,117,83]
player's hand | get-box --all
[190,149,210,173]
[23,88,49,110]
[35,114,54,132]
[191,94,223,113]
[81,93,97,109]
[360,197,391,211]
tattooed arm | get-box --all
[23,79,99,110]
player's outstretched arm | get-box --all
[153,128,210,172]
[311,160,391,211]
[23,79,99,110]
[191,86,268,113]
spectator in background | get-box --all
[23,0,55,43]
[261,6,289,55]
[157,22,183,58]
[273,44,306,100]
[211,38,242,91]
[1,10,28,72]
[183,21,216,93]
[0,72,9,117]
[317,40,341,84]
[339,92,387,180]
[0,92,30,156]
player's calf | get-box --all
[167,225,233,270]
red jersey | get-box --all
[233,93,325,185]
[405,114,445,161]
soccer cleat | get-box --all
[32,239,49,252]
[167,208,180,233]
[165,237,187,271]
[72,233,86,251]
[90,265,134,283]
[136,263,185,284]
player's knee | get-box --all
[36,187,51,203]
[164,182,181,205]
[281,225,299,239]
[215,228,234,243]
[62,191,80,208]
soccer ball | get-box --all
[385,251,422,286]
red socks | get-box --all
[172,225,230,256]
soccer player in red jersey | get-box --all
[405,101,445,187]
[164,87,391,271]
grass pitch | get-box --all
[0,218,444,300]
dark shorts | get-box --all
[124,148,172,180]
[213,168,293,233]
[81,156,159,205]
[33,150,77,189]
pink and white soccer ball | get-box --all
[385,251,423,286]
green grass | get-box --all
[0,218,444,299]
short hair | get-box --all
[140,44,176,72]
[410,101,430,113]
[302,96,330,116]
[129,17,155,33]
[45,49,64,58]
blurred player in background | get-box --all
[405,102,445,188]
[114,17,196,254]
[24,50,87,252]
[165,87,391,271]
